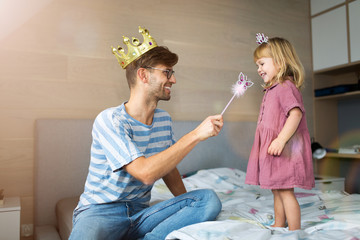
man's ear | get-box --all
[137,68,149,83]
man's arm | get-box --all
[124,115,223,185]
[162,168,187,196]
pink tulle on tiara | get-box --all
[221,72,253,115]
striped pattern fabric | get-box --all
[76,103,175,211]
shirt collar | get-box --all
[263,82,279,92]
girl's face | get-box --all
[255,57,279,83]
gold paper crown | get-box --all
[111,26,158,69]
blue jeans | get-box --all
[69,189,221,240]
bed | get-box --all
[34,119,360,240]
[156,168,360,240]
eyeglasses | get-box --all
[144,67,175,80]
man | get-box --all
[69,26,223,240]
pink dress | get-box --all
[245,80,315,190]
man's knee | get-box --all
[196,189,222,220]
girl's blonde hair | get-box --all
[253,37,305,89]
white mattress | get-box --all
[152,168,360,240]
[56,168,360,240]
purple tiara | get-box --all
[256,33,268,45]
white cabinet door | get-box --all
[310,0,345,15]
[349,0,360,62]
[0,211,20,240]
[311,6,348,71]
[0,198,21,240]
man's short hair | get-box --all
[125,46,178,88]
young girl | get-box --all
[245,34,314,231]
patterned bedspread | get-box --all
[150,168,360,240]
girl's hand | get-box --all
[268,137,286,156]
[268,107,303,156]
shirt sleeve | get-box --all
[170,120,176,145]
[92,110,144,172]
[278,81,305,116]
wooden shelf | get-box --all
[315,90,360,100]
[314,61,360,75]
[325,152,360,159]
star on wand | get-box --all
[221,72,254,115]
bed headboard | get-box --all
[34,119,256,227]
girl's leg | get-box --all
[127,189,221,240]
[278,188,300,230]
[271,189,286,228]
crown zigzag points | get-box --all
[112,26,158,69]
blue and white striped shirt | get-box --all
[76,103,176,211]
